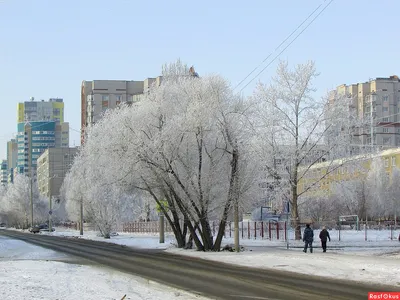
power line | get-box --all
[238,0,334,94]
[233,0,330,91]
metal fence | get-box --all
[122,220,288,240]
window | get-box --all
[383,117,389,122]
[383,137,390,145]
[383,95,389,102]
[53,108,60,115]
[102,95,109,101]
[383,107,388,112]
[385,158,389,167]
[383,128,389,133]
[102,100,109,110]
[392,156,396,166]
[115,95,122,101]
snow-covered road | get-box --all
[0,234,209,300]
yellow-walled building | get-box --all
[298,148,400,198]
[17,97,64,123]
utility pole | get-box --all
[80,197,83,235]
[30,169,33,227]
[29,122,34,228]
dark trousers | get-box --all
[304,241,313,253]
[321,240,327,252]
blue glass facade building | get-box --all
[17,121,56,175]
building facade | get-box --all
[17,97,64,123]
[6,138,17,183]
[15,97,69,177]
[80,77,162,144]
[16,121,69,176]
[37,147,78,199]
[1,160,8,185]
[330,75,400,150]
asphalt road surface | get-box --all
[1,230,398,300]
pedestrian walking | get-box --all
[319,226,331,252]
[303,224,314,253]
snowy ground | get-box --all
[0,234,209,300]
[6,227,400,288]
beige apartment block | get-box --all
[330,75,400,150]
[80,77,162,144]
[37,147,78,200]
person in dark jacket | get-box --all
[303,224,314,253]
[319,226,331,252]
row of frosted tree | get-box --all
[2,60,393,249]
[60,59,370,249]
[0,175,49,228]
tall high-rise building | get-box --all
[15,97,69,176]
[16,121,69,176]
[330,75,400,151]
[80,77,162,144]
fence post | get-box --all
[364,222,367,241]
[229,222,232,238]
[254,221,257,240]
[248,221,250,239]
[276,222,280,240]
[261,221,264,239]
[268,221,272,240]
[284,221,287,241]
[391,224,393,240]
[241,221,244,239]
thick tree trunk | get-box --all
[291,179,302,240]
[199,216,214,250]
[214,147,239,250]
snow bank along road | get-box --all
[0,230,397,300]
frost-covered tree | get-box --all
[366,158,391,219]
[389,166,400,226]
[67,61,258,250]
[331,179,369,221]
[250,61,361,239]
[62,149,149,237]
[1,175,48,228]
[0,184,8,223]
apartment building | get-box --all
[330,75,400,150]
[6,138,17,183]
[15,97,69,177]
[80,77,162,144]
[1,160,8,186]
[16,121,69,176]
[37,147,78,200]
[17,97,64,123]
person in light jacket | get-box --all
[319,226,331,252]
[303,224,314,253]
